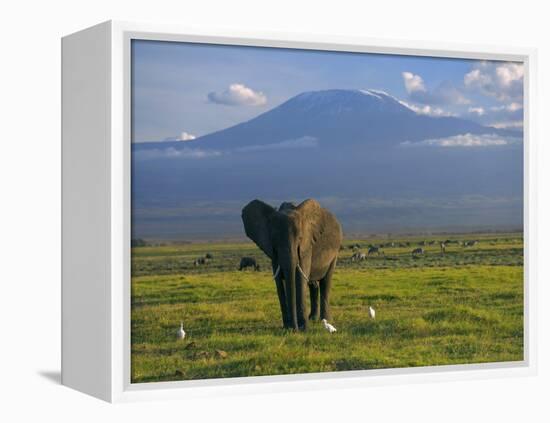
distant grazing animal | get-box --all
[239,256,260,271]
[440,242,446,254]
[428,240,436,245]
[444,239,459,245]
[412,247,425,256]
[322,319,337,333]
[464,240,478,247]
[368,246,381,256]
[351,251,367,262]
[368,306,376,320]
[193,257,209,266]
[177,322,186,340]
[205,252,214,259]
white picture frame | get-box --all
[61,20,538,403]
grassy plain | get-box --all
[131,233,523,383]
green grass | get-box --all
[131,233,524,383]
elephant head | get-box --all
[241,199,343,330]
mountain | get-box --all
[131,89,523,240]
[134,89,519,153]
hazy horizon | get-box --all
[131,194,523,241]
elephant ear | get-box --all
[242,200,276,258]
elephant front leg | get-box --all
[296,269,308,330]
[308,281,320,321]
[273,264,290,328]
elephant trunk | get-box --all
[282,251,298,330]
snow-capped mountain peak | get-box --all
[134,88,516,152]
[358,89,384,99]
[277,88,414,117]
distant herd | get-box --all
[193,253,262,270]
[190,238,480,268]
[344,238,479,259]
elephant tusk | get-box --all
[296,263,309,282]
[272,265,281,280]
[272,264,309,282]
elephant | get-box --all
[239,256,260,271]
[242,199,343,330]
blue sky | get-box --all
[132,39,524,143]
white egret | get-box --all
[322,318,337,333]
[177,322,186,340]
[369,306,376,320]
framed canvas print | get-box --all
[61,21,537,402]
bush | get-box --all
[132,238,148,247]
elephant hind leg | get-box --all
[320,258,337,321]
[308,281,320,320]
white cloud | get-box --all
[161,131,197,142]
[134,136,318,160]
[489,121,524,129]
[464,69,491,87]
[402,72,426,94]
[502,102,522,112]
[468,107,485,116]
[134,147,222,161]
[399,100,455,117]
[465,102,523,129]
[496,64,524,87]
[401,133,522,148]
[464,62,524,101]
[178,131,196,141]
[207,83,267,106]
[237,136,318,152]
[401,72,469,105]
